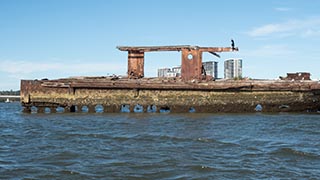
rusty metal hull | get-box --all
[20,77,320,113]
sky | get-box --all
[0,0,320,90]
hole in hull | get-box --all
[70,105,78,112]
[134,104,143,113]
[44,107,51,113]
[121,104,130,113]
[159,106,170,113]
[255,104,263,112]
[56,106,65,113]
[81,106,89,113]
[31,106,38,113]
[147,105,157,113]
[189,107,196,113]
[95,104,104,113]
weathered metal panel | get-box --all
[20,80,43,103]
[181,49,202,81]
[127,51,144,79]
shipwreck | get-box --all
[20,45,320,113]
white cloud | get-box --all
[301,29,320,37]
[247,17,320,38]
[248,23,293,37]
[0,60,126,78]
[274,7,292,12]
[0,61,58,74]
[237,44,309,80]
[240,44,295,58]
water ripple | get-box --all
[0,103,319,179]
[270,147,320,159]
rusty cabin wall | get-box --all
[181,49,202,81]
[127,51,144,78]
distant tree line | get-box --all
[0,90,20,96]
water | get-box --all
[1,103,319,179]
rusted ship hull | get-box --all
[20,77,320,113]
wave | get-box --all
[110,133,240,148]
[270,147,320,159]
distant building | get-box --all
[158,68,170,77]
[158,67,181,77]
[202,61,218,79]
[172,66,181,77]
[224,58,242,79]
[158,62,218,79]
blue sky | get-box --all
[0,0,320,90]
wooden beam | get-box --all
[199,47,238,52]
[117,45,194,52]
[117,45,239,52]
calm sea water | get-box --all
[0,102,319,179]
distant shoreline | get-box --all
[0,97,20,102]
